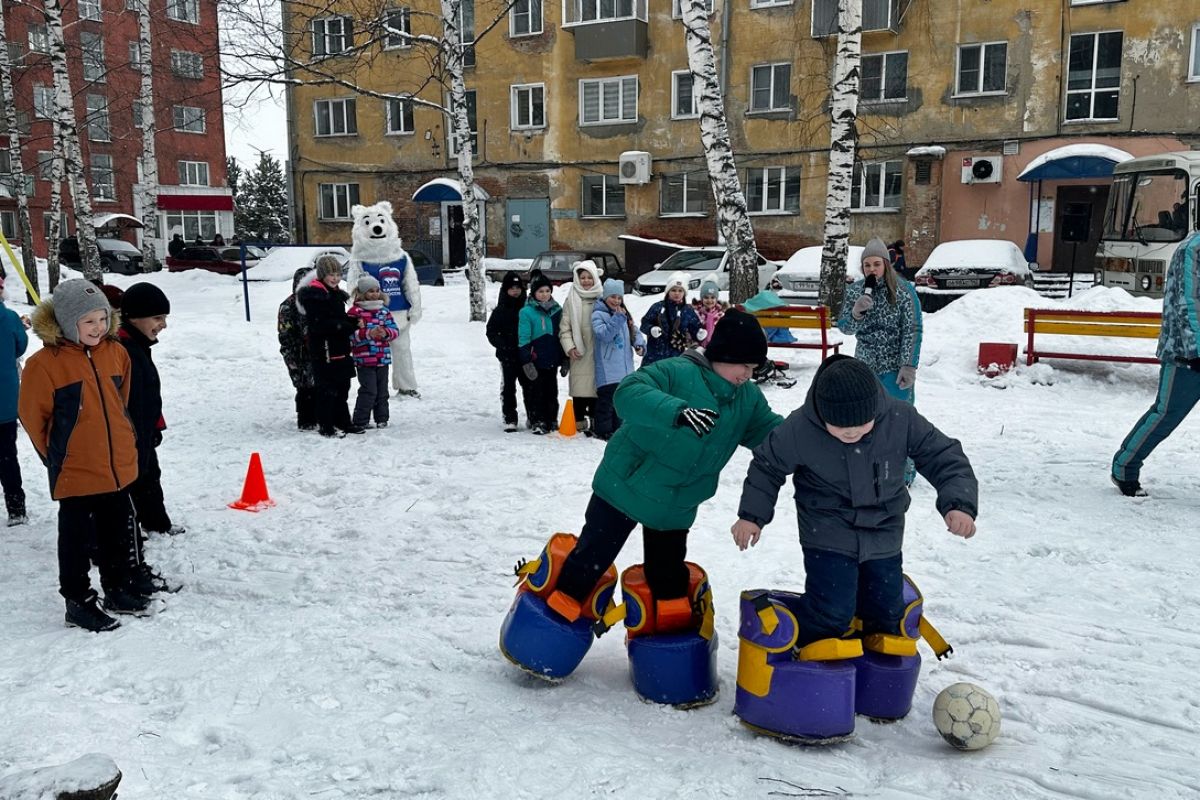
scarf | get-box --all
[562,263,604,354]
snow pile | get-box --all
[0,753,120,800]
[251,246,351,282]
[0,273,1198,798]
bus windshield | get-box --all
[1103,169,1189,243]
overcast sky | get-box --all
[223,86,289,171]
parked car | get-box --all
[633,247,781,296]
[409,249,445,286]
[774,245,866,301]
[913,239,1035,312]
[166,246,255,276]
[252,246,352,282]
[58,237,145,275]
[487,250,625,287]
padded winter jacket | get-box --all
[592,350,783,530]
[348,303,399,367]
[639,300,701,366]
[117,323,164,474]
[518,298,564,369]
[737,370,977,563]
[18,302,138,500]
[836,277,923,375]
[1159,231,1200,363]
[591,302,645,388]
[0,302,29,423]
[486,272,527,365]
[298,280,357,366]
[278,268,315,390]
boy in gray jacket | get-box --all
[731,355,978,648]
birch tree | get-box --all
[135,0,161,271]
[45,0,101,281]
[818,0,862,315]
[45,120,65,290]
[0,3,41,300]
[679,0,759,304]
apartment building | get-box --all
[285,0,1200,271]
[0,0,232,259]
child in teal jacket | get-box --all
[518,274,564,435]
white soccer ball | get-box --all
[932,682,1001,751]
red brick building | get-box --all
[0,0,231,259]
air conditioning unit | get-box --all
[619,151,652,185]
[961,155,1002,184]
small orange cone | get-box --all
[558,398,577,437]
[229,452,275,512]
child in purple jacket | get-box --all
[349,275,400,429]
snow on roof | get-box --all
[906,146,947,158]
[1017,144,1133,181]
[617,234,691,250]
[919,239,1031,274]
[777,245,865,279]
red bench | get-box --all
[744,305,842,360]
[1023,308,1161,366]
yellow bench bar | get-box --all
[1025,321,1161,339]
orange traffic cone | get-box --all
[229,452,275,511]
[558,398,577,437]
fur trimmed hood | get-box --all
[30,298,120,347]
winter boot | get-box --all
[128,563,181,595]
[504,420,519,433]
[65,593,121,632]
[102,585,153,616]
[1112,475,1148,497]
[5,492,26,527]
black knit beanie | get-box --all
[121,282,171,319]
[814,356,879,427]
[704,308,768,367]
[530,273,553,295]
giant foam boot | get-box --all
[600,563,718,707]
[499,533,617,681]
[733,590,863,743]
[853,576,936,721]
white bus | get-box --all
[1096,151,1200,297]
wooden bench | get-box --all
[1023,308,1162,366]
[743,304,842,360]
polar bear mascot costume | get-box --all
[346,201,423,397]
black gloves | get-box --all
[152,430,163,448]
[676,407,719,436]
[1189,358,1200,372]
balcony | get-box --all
[562,0,648,61]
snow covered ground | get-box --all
[1,272,1198,799]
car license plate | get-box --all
[944,278,979,288]
[791,280,818,291]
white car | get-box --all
[633,247,781,296]
[773,245,866,300]
[913,239,1034,312]
[252,245,352,282]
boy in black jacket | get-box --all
[299,257,363,438]
[485,271,534,432]
[118,283,185,539]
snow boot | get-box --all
[102,585,153,616]
[128,563,182,595]
[733,589,859,744]
[500,533,617,681]
[65,593,121,632]
[5,493,26,526]
[1112,475,1148,497]
[503,420,519,433]
[600,563,718,708]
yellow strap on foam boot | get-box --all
[797,637,864,661]
[919,618,953,660]
[592,601,626,637]
[863,633,918,656]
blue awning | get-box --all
[411,178,490,203]
[1017,144,1134,182]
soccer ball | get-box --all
[932,682,1001,751]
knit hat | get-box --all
[699,277,720,299]
[99,283,125,311]
[814,356,880,428]
[601,278,624,299]
[862,237,891,265]
[356,274,381,294]
[664,271,690,297]
[121,282,170,319]
[315,255,343,279]
[530,272,553,294]
[704,308,768,367]
[52,279,111,344]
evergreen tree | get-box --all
[227,156,242,198]
[234,152,289,243]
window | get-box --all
[861,51,908,102]
[457,0,475,67]
[383,8,411,48]
[33,85,55,119]
[750,63,790,112]
[128,41,142,67]
[178,161,209,186]
[575,0,635,22]
[1066,31,1122,121]
[164,210,217,242]
[660,172,707,216]
[86,94,111,141]
[79,0,102,21]
[126,0,140,10]
[312,16,353,57]
[36,151,55,181]
[173,105,206,133]
[43,212,70,240]
[750,0,790,8]
[81,32,105,81]
[166,0,199,23]
[672,70,698,118]
[746,166,800,213]
[0,212,14,240]
[581,175,625,217]
[449,90,477,154]
[314,98,357,136]
[385,97,414,134]
[133,101,150,128]
[813,0,895,36]
[1190,24,1200,81]
[956,42,1007,95]
[914,160,931,185]
[28,24,49,55]
[851,160,902,211]
[511,83,545,130]
[579,76,638,125]
[672,0,714,18]
[171,50,204,78]
[91,154,115,200]
[318,183,360,220]
[511,0,542,36]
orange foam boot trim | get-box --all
[655,598,694,630]
[621,562,710,638]
[546,590,582,623]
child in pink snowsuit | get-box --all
[694,277,726,346]
[349,275,400,428]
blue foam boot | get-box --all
[499,591,594,681]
